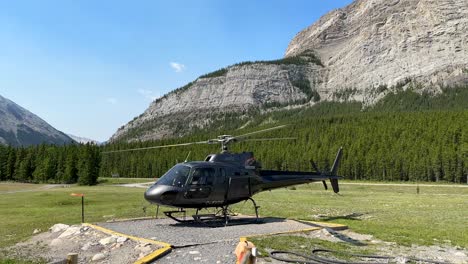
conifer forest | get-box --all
[0,88,467,185]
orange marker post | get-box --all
[70,193,85,223]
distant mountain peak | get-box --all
[67,134,100,145]
[0,95,75,146]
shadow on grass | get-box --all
[318,212,365,221]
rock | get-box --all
[32,229,41,234]
[116,236,128,243]
[99,236,117,245]
[81,242,93,251]
[58,226,81,238]
[286,0,468,99]
[49,224,69,233]
[50,238,62,247]
[394,257,408,264]
[189,251,200,255]
[92,253,106,261]
[111,243,122,250]
[194,257,202,261]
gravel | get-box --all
[98,217,318,263]
[99,217,318,247]
[4,224,162,264]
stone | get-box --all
[50,238,62,247]
[116,236,128,243]
[81,242,93,251]
[92,253,106,261]
[49,224,69,233]
[99,236,117,245]
[189,251,200,255]
[32,229,41,234]
[58,226,81,238]
[111,243,122,250]
[194,257,202,261]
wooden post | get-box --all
[67,253,78,264]
[70,193,85,223]
[81,196,84,223]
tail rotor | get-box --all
[311,147,343,193]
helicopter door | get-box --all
[185,168,215,199]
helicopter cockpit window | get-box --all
[157,165,191,187]
[190,168,215,186]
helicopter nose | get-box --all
[144,185,178,205]
[144,185,163,203]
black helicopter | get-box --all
[105,125,343,224]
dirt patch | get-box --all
[3,224,162,263]
[298,228,468,264]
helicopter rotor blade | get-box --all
[102,141,209,154]
[234,125,288,140]
[242,137,297,142]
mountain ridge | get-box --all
[0,95,74,146]
[110,0,468,143]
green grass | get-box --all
[0,182,466,252]
[97,177,155,185]
[0,183,46,192]
[0,184,165,249]
[231,183,468,248]
[0,259,45,264]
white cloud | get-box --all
[138,89,160,102]
[106,97,118,104]
[169,62,185,73]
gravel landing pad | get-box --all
[97,217,322,263]
[98,217,318,247]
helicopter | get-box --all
[104,125,343,225]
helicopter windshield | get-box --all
[157,164,191,187]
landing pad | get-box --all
[97,217,347,263]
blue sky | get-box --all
[0,0,353,142]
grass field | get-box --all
[0,183,46,193]
[0,180,466,252]
[97,177,155,185]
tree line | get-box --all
[0,143,100,185]
[0,88,467,185]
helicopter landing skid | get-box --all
[163,198,260,226]
[163,209,191,223]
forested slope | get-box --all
[1,88,467,184]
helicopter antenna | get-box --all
[184,151,191,162]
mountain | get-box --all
[67,134,100,145]
[110,0,468,143]
[0,95,75,146]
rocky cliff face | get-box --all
[286,0,468,99]
[111,54,325,142]
[111,0,468,142]
[0,95,75,146]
